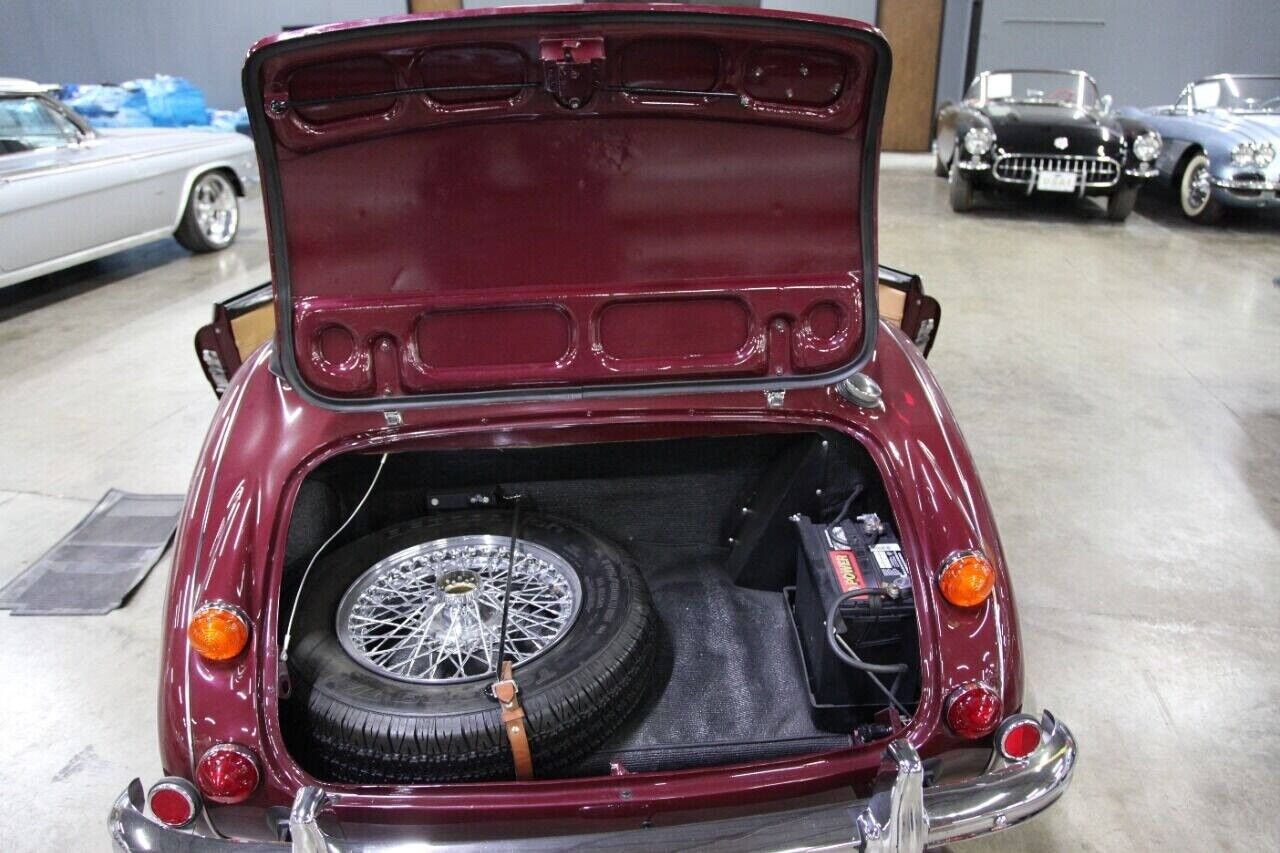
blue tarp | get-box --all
[59,76,245,133]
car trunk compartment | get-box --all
[278,430,920,782]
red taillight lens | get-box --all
[998,715,1043,760]
[946,682,1002,739]
[195,744,260,804]
[147,778,200,827]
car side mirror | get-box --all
[1099,95,1112,114]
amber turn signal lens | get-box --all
[188,603,250,661]
[938,550,995,607]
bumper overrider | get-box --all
[111,712,1075,852]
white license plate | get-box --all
[1036,171,1077,192]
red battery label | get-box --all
[827,550,866,592]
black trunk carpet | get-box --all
[571,544,849,775]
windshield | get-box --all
[0,96,80,153]
[968,71,1099,109]
[1191,75,1280,114]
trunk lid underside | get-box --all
[244,7,888,408]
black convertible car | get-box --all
[934,69,1163,220]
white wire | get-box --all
[280,452,388,662]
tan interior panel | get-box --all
[409,0,462,11]
[878,284,906,328]
[230,304,276,360]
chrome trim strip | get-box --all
[109,712,1077,852]
[1212,176,1280,191]
[1124,166,1159,178]
[193,600,251,625]
[0,141,235,183]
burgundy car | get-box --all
[110,5,1074,850]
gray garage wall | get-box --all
[762,0,876,22]
[934,0,973,109]
[17,1,1269,119]
[0,1,403,111]
[1,0,879,111]
[961,0,1280,108]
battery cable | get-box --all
[280,452,388,664]
[825,587,912,717]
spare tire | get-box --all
[286,511,657,783]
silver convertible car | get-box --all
[1121,74,1280,223]
[0,78,259,288]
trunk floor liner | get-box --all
[572,544,850,775]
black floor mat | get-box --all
[573,544,849,774]
[0,490,181,615]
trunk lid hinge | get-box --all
[540,38,605,110]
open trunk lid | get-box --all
[244,4,889,409]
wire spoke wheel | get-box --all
[337,535,582,684]
[1186,163,1210,211]
[1179,153,1221,222]
[291,511,656,782]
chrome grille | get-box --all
[993,154,1120,188]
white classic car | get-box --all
[0,78,259,289]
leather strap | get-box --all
[491,661,533,780]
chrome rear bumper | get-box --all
[111,712,1075,852]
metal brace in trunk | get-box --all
[487,498,534,779]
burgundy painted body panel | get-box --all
[159,319,1022,839]
[243,5,889,406]
[156,4,1022,842]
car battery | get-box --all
[790,512,918,725]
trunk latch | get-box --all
[540,38,604,110]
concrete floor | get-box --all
[1,156,1277,851]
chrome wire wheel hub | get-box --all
[337,535,582,684]
[1186,164,1211,212]
[193,173,238,246]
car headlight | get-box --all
[1132,131,1161,163]
[1232,142,1258,167]
[963,126,995,157]
[1255,142,1276,167]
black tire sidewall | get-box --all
[289,511,647,719]
[949,160,974,211]
[1107,185,1138,221]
